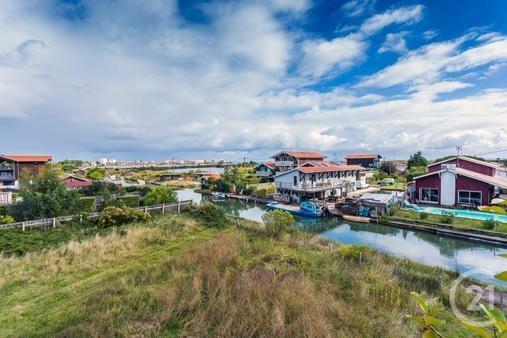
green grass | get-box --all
[391,209,507,233]
[0,213,487,337]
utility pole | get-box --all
[456,145,462,167]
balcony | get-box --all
[274,161,294,167]
[0,171,15,181]
[276,181,344,192]
[256,171,273,177]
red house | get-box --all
[0,154,52,189]
[411,156,507,207]
[61,174,93,190]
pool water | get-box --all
[418,206,507,223]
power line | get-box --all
[472,148,507,157]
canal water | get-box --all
[176,189,507,285]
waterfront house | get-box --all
[0,154,52,189]
[273,162,363,203]
[60,174,93,190]
[253,161,276,180]
[272,150,326,173]
[411,156,507,207]
[345,153,382,169]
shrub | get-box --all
[98,206,150,228]
[113,195,141,208]
[439,212,454,224]
[144,186,177,205]
[261,210,295,236]
[187,203,228,228]
[79,196,96,212]
[337,244,372,260]
[0,214,15,225]
[482,218,499,230]
[419,212,429,220]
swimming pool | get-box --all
[415,206,507,223]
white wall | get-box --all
[440,171,456,206]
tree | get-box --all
[407,151,429,169]
[261,210,295,236]
[144,186,177,205]
[8,168,83,221]
[86,168,106,181]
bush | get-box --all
[144,186,177,205]
[0,214,15,225]
[187,203,228,228]
[98,206,150,228]
[419,212,429,220]
[261,210,295,236]
[79,196,96,212]
[482,218,499,230]
[337,244,372,260]
[113,195,141,208]
[439,212,454,224]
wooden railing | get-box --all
[0,200,193,231]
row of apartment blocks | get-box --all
[254,151,382,203]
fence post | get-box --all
[144,206,148,213]
[177,201,181,213]
[162,203,165,215]
[53,218,56,228]
[22,222,26,231]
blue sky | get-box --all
[0,0,506,162]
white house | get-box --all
[273,162,363,203]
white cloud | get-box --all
[359,5,423,35]
[359,33,507,88]
[422,30,438,40]
[378,31,408,53]
[299,5,424,78]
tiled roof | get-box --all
[64,181,93,188]
[0,154,52,163]
[263,161,276,169]
[345,153,379,159]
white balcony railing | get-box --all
[276,181,344,191]
[256,171,272,177]
[275,161,294,167]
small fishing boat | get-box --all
[343,214,370,223]
[266,201,324,218]
[211,192,227,200]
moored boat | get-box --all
[211,192,227,200]
[343,214,370,223]
[266,201,324,218]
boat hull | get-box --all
[343,215,370,223]
[266,202,324,218]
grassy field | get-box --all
[391,209,507,233]
[0,213,483,337]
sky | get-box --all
[1,0,507,162]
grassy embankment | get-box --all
[0,213,482,337]
[389,209,507,233]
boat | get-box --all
[211,192,227,200]
[266,201,324,218]
[343,214,370,223]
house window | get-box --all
[293,176,297,187]
[420,188,439,203]
[458,190,482,205]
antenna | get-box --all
[456,146,462,167]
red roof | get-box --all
[428,156,501,169]
[274,150,326,159]
[0,154,52,163]
[264,161,276,169]
[413,167,507,189]
[345,153,379,159]
[64,181,93,188]
[298,164,364,173]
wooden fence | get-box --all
[0,200,193,231]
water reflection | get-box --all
[176,189,507,285]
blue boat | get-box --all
[266,201,324,218]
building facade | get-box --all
[0,154,52,189]
[253,161,276,180]
[411,156,507,207]
[271,151,326,173]
[274,162,363,203]
[345,154,382,169]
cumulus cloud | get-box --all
[299,5,424,78]
[378,31,409,53]
[359,34,507,88]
